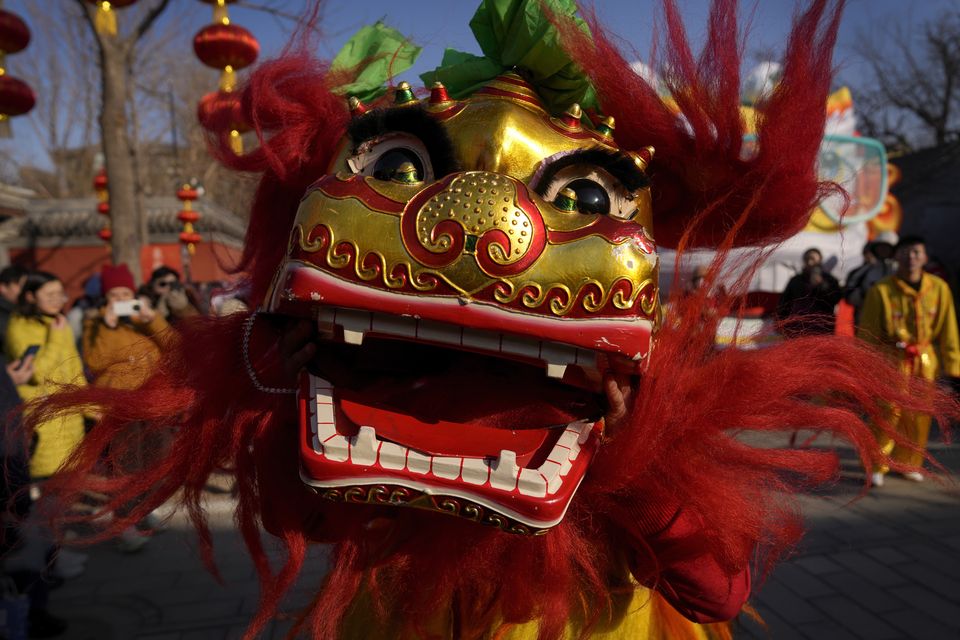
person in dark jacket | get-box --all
[776,248,842,337]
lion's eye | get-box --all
[373,148,425,182]
[560,178,610,215]
[347,133,433,183]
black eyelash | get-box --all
[534,149,650,196]
[347,106,460,177]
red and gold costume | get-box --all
[30,1,957,639]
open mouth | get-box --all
[298,306,609,534]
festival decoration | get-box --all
[196,90,248,155]
[86,0,138,36]
[176,184,201,254]
[0,7,33,137]
[193,0,259,154]
[93,168,111,245]
[30,2,959,639]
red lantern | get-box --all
[179,230,202,245]
[97,202,110,215]
[193,24,259,71]
[0,10,30,54]
[177,186,199,201]
[197,91,249,133]
[176,184,202,254]
[0,76,35,117]
[177,209,200,224]
[93,168,108,191]
[97,227,113,242]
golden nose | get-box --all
[401,172,547,277]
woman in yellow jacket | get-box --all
[5,271,86,479]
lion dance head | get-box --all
[31,2,956,639]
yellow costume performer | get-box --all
[858,272,960,471]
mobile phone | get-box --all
[15,344,40,369]
[113,300,142,317]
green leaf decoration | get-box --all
[332,22,422,103]
[420,0,597,114]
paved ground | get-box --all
[41,432,960,640]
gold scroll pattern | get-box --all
[316,483,548,536]
[292,223,438,292]
[494,277,658,318]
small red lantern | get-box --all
[93,168,108,191]
[176,184,202,254]
[197,91,250,154]
[194,24,259,70]
[0,76,35,117]
[0,10,30,54]
[93,168,111,243]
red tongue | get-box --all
[338,397,556,462]
[334,366,599,460]
[342,366,598,429]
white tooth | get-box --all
[462,328,501,352]
[417,320,463,346]
[349,426,379,466]
[538,459,563,478]
[547,446,573,476]
[556,429,582,461]
[541,343,578,366]
[378,442,408,470]
[431,456,463,480]
[343,329,364,345]
[461,458,490,485]
[538,460,564,494]
[337,309,372,345]
[406,450,431,475]
[517,468,547,497]
[574,420,594,445]
[323,435,350,462]
[489,450,519,492]
[371,313,416,339]
[314,398,336,441]
[500,334,540,359]
[545,363,567,379]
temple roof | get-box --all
[4,195,247,248]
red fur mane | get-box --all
[19,3,959,640]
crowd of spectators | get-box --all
[0,263,247,637]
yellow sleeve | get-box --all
[936,284,960,378]
[857,284,887,346]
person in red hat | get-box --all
[82,263,170,552]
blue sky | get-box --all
[0,0,953,172]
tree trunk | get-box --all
[99,39,143,283]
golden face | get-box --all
[267,74,660,534]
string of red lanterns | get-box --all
[193,0,258,155]
[93,167,112,243]
[176,184,201,254]
[0,7,34,137]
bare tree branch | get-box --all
[133,0,174,43]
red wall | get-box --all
[10,242,243,303]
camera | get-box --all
[113,300,142,317]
